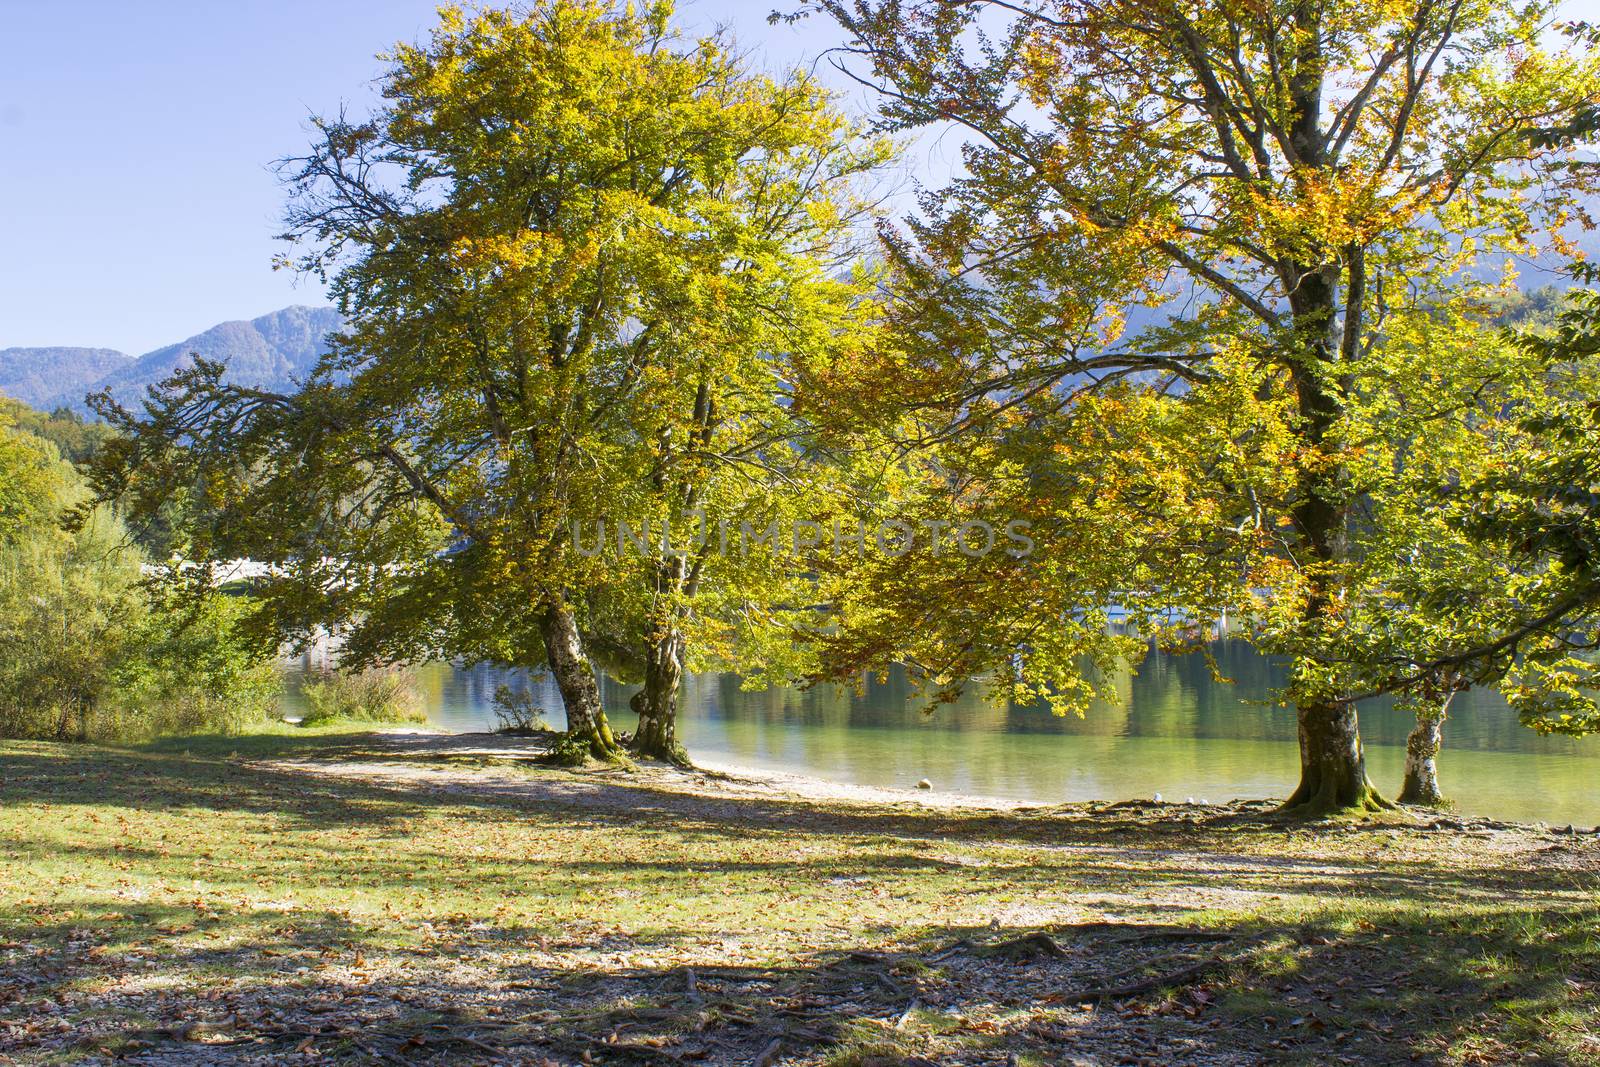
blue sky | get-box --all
[1,1,1596,354]
[0,1,862,354]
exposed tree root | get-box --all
[544,724,636,770]
[1398,788,1450,808]
[629,732,693,768]
[931,924,1237,964]
[974,931,1069,961]
[1062,936,1262,1002]
[1278,777,1395,818]
[1063,955,1231,1002]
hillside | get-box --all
[0,347,130,409]
[4,259,1593,414]
[52,305,345,412]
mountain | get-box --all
[50,305,345,412]
[0,347,131,409]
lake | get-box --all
[286,638,1600,825]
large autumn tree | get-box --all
[88,0,881,764]
[806,0,1600,811]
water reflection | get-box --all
[285,639,1600,825]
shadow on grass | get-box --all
[3,901,1596,1065]
[1,733,1597,1063]
[0,735,1576,907]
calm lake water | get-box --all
[287,638,1600,825]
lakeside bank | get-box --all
[285,649,1600,827]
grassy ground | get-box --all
[0,727,1597,1065]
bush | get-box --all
[0,419,280,743]
[299,665,426,726]
[115,593,282,739]
[0,512,282,742]
[492,684,550,735]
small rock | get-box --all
[1185,797,1196,805]
[1152,793,1163,803]
[916,779,932,790]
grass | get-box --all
[0,726,1596,1064]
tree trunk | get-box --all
[629,517,702,767]
[1399,694,1452,806]
[1267,10,1388,817]
[539,598,624,763]
[1281,700,1390,815]
[630,622,691,766]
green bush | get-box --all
[299,665,426,726]
[0,418,280,743]
[115,593,282,739]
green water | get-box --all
[300,638,1600,825]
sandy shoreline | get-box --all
[333,727,1401,824]
[334,726,1600,836]
[351,726,1281,813]
[334,727,1051,811]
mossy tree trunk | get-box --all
[1282,700,1390,815]
[540,598,622,762]
[630,545,695,766]
[629,448,709,767]
[1272,11,1388,818]
[631,622,690,766]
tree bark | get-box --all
[1272,27,1389,816]
[1281,700,1388,814]
[540,598,623,762]
[629,544,694,766]
[630,621,691,766]
[629,381,713,767]
[1399,693,1453,806]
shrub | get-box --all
[492,684,550,735]
[299,664,426,726]
[0,512,282,742]
[114,593,282,739]
[0,419,281,743]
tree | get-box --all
[1378,282,1600,743]
[0,399,119,467]
[0,411,65,543]
[1467,303,1600,736]
[808,0,1600,811]
[1252,277,1600,806]
[1288,298,1571,807]
[89,0,881,764]
[0,416,276,743]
